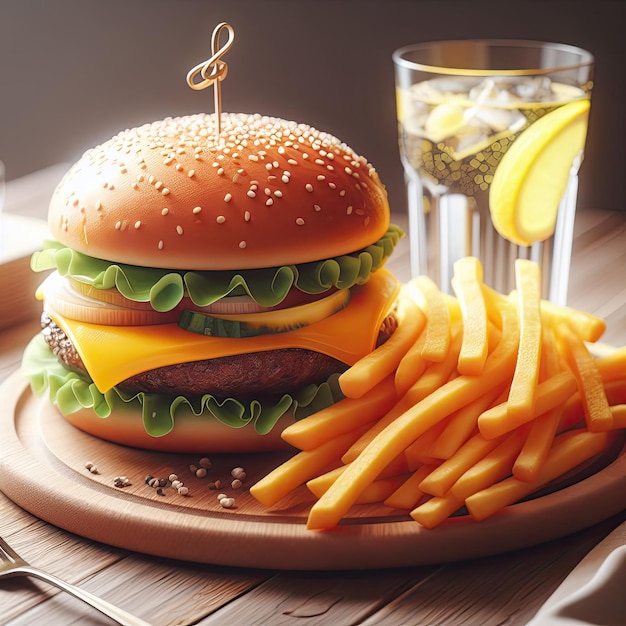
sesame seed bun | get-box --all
[48,113,390,271]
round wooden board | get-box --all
[1,370,625,571]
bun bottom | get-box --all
[59,403,294,454]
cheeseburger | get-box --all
[23,112,403,452]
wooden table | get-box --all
[1,166,625,626]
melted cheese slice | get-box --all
[49,269,400,393]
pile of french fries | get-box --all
[250,257,626,530]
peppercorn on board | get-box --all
[0,370,624,570]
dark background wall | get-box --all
[1,0,624,214]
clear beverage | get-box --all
[393,41,594,304]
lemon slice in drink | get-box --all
[489,99,590,246]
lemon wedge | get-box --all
[489,99,590,246]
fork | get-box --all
[0,534,153,625]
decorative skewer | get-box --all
[186,22,235,140]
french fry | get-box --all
[308,473,409,504]
[560,379,626,429]
[431,384,507,459]
[280,375,398,450]
[306,452,410,496]
[540,299,606,343]
[306,301,520,530]
[513,326,563,481]
[478,370,577,439]
[452,256,489,375]
[449,427,528,501]
[341,392,416,464]
[610,405,626,428]
[595,347,626,383]
[410,493,464,529]
[403,325,463,405]
[384,464,438,510]
[394,331,429,397]
[513,407,562,482]
[404,417,452,469]
[249,424,369,507]
[507,259,542,422]
[466,429,613,521]
[339,296,426,399]
[557,323,613,432]
[418,432,504,497]
[409,275,451,362]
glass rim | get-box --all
[392,39,594,77]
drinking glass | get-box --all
[393,40,593,304]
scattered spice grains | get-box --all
[84,461,99,474]
[106,457,250,506]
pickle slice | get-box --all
[179,289,351,338]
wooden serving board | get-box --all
[1,370,625,571]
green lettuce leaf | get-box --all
[31,225,404,312]
[22,334,344,437]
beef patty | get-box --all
[40,311,348,398]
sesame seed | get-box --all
[216,215,226,223]
[224,193,232,202]
[277,146,286,154]
[287,158,298,166]
[136,174,144,182]
[134,220,141,229]
[340,190,346,197]
[273,190,283,198]
[305,183,313,192]
[161,207,169,216]
[239,241,247,249]
[314,204,322,211]
[345,166,353,175]
[217,167,224,175]
[155,181,163,190]
[131,182,139,190]
[158,240,164,250]
[115,220,122,230]
[264,187,271,196]
[175,163,183,171]
[247,190,256,198]
[193,206,202,214]
[244,211,251,221]
[162,188,170,195]
[317,175,326,181]
[302,153,309,160]
[315,159,325,165]
[265,163,273,171]
[329,182,337,189]
[346,206,353,215]
[281,175,289,184]
[188,169,195,178]
[176,225,184,235]
[266,198,273,206]
[149,175,155,184]
[296,217,305,225]
[248,154,259,161]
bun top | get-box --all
[48,113,390,270]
